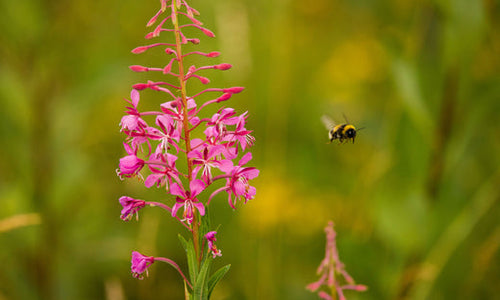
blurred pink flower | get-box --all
[307,221,367,299]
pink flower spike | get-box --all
[307,221,367,299]
[131,251,155,280]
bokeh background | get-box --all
[1,0,499,299]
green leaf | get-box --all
[207,264,231,299]
[193,257,212,300]
[178,234,198,284]
[184,280,191,300]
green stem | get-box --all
[172,1,201,266]
[330,256,337,299]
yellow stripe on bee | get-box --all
[342,124,355,135]
[333,125,343,132]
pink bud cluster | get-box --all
[116,0,259,279]
[307,221,367,300]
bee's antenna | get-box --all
[357,127,366,131]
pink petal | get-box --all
[208,145,224,158]
[243,167,259,180]
[189,179,205,196]
[156,114,174,130]
[218,160,234,173]
[233,180,246,196]
[170,183,185,197]
[165,153,177,165]
[188,149,203,160]
[238,152,252,166]
[205,231,217,240]
[145,173,163,188]
[190,116,200,126]
[171,202,183,218]
[193,201,205,216]
[190,138,205,149]
[130,89,140,107]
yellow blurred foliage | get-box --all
[319,35,387,100]
[0,213,41,233]
[241,172,338,236]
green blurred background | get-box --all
[1,0,499,299]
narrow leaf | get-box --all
[193,258,212,300]
[207,264,231,299]
[179,234,198,284]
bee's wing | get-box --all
[321,114,336,130]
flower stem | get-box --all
[147,201,192,231]
[172,3,201,266]
[154,257,193,289]
[330,255,337,299]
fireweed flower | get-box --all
[170,179,206,224]
[214,152,259,209]
[119,196,146,221]
[307,221,367,300]
[117,143,145,179]
[131,251,155,279]
[117,1,258,294]
[188,144,225,184]
[205,231,222,258]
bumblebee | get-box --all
[321,114,361,144]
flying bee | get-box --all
[321,114,362,144]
